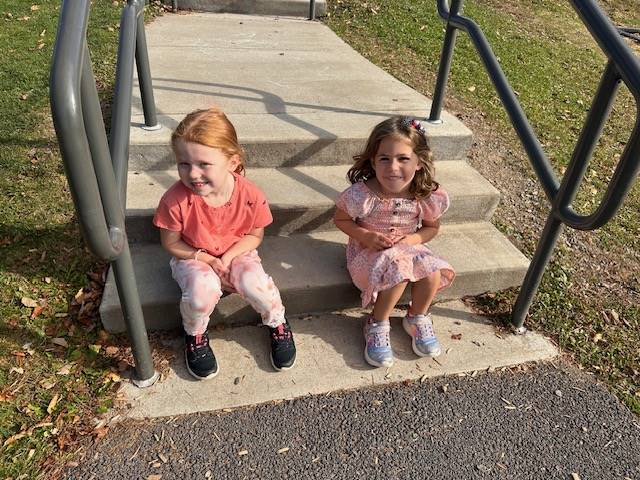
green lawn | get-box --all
[324,0,639,413]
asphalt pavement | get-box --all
[64,361,640,480]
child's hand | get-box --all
[220,252,235,270]
[207,256,229,277]
[361,231,394,251]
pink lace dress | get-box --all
[336,182,455,307]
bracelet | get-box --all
[194,249,204,262]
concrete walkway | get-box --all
[121,301,557,419]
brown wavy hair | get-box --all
[171,107,245,175]
[347,116,438,199]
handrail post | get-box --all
[110,1,138,207]
[133,0,160,129]
[112,246,158,385]
[309,0,316,20]
[510,215,563,331]
[428,0,463,123]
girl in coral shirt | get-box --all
[154,108,295,379]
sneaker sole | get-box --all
[363,345,394,368]
[184,351,220,380]
[402,318,442,358]
[270,354,296,372]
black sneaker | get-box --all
[269,321,296,371]
[185,331,219,380]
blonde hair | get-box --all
[347,116,438,199]
[171,108,245,174]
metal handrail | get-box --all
[429,0,640,330]
[50,0,160,387]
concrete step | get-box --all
[129,13,472,169]
[120,300,557,419]
[100,222,529,333]
[125,161,500,242]
[169,0,326,17]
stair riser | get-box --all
[129,134,472,171]
[100,267,526,333]
[166,0,326,17]
[125,193,499,243]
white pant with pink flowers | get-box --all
[170,250,286,335]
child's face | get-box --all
[174,140,240,197]
[371,135,421,196]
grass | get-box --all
[324,0,640,413]
[0,0,164,477]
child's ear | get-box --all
[227,154,241,172]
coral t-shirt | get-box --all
[153,172,273,256]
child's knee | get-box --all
[183,278,223,314]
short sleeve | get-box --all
[153,194,183,232]
[335,182,375,220]
[251,187,273,229]
[418,187,450,222]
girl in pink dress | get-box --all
[154,108,296,379]
[334,116,455,368]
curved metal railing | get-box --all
[429,0,640,330]
[50,0,160,386]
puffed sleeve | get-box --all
[153,193,183,232]
[335,182,375,220]
[418,187,450,222]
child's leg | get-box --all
[408,270,441,315]
[372,281,409,321]
[403,271,442,357]
[228,251,295,371]
[227,251,285,328]
[170,258,223,335]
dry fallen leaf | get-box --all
[237,449,248,456]
[31,305,44,318]
[47,394,59,414]
[146,476,162,480]
[52,338,68,348]
[277,447,289,454]
[93,425,109,440]
[105,346,119,356]
[10,367,24,375]
[30,5,40,10]
[56,364,72,375]
[468,85,476,92]
[21,297,38,308]
[451,333,463,340]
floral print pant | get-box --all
[170,250,286,335]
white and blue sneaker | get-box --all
[402,313,442,357]
[363,318,394,368]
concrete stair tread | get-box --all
[129,13,472,168]
[126,161,500,240]
[100,222,529,332]
[121,300,557,419]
